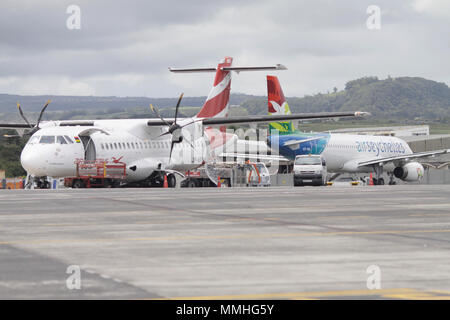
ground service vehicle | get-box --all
[182,162,271,187]
[293,154,327,186]
[64,159,126,188]
[245,162,271,187]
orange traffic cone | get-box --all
[163,174,168,188]
[217,176,221,188]
[369,173,374,186]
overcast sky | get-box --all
[0,0,449,98]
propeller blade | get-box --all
[16,103,33,129]
[174,93,184,124]
[157,131,171,138]
[150,104,171,126]
[36,100,51,127]
[168,140,175,164]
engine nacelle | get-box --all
[393,162,424,182]
[127,158,160,182]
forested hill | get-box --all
[0,93,251,113]
[0,77,449,120]
[242,77,450,120]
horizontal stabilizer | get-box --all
[282,136,323,147]
[169,64,287,73]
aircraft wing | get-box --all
[357,149,450,167]
[146,111,369,127]
[0,123,33,129]
[2,110,368,130]
[1,120,99,129]
[220,152,290,162]
[202,112,368,126]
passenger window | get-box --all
[40,136,55,144]
[105,143,109,150]
[64,135,74,143]
[57,136,67,144]
[127,143,130,149]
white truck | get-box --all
[293,154,327,186]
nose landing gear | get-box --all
[24,174,51,189]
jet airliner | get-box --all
[265,76,450,184]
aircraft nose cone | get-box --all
[20,148,43,175]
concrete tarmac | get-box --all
[0,185,449,299]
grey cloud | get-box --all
[0,0,448,97]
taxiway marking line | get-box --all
[1,228,450,246]
[152,288,450,300]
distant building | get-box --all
[329,125,430,137]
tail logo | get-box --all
[268,101,290,115]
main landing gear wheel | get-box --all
[186,179,196,188]
[167,174,176,188]
[377,178,385,185]
[72,180,85,188]
[388,173,396,185]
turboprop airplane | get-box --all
[265,75,450,185]
[0,57,366,188]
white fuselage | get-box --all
[20,119,236,182]
[321,134,413,173]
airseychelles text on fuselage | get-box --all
[356,140,406,156]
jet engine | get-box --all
[393,162,424,181]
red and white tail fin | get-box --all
[267,75,295,134]
[196,57,233,119]
[169,57,286,159]
[169,57,286,120]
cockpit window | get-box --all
[28,136,40,144]
[64,135,74,144]
[40,136,55,144]
[57,136,67,144]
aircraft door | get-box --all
[80,136,96,160]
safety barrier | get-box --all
[0,178,24,189]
